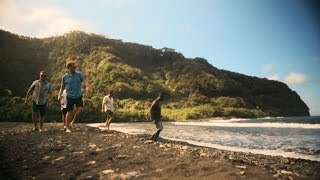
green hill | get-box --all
[0,30,309,122]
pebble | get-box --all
[86,161,96,165]
[117,155,129,159]
[280,170,293,175]
[200,153,207,157]
[182,146,189,151]
[52,156,65,162]
[101,169,114,175]
[159,144,165,148]
[126,171,138,176]
[145,140,153,144]
[42,156,51,160]
[235,165,247,170]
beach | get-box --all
[0,122,319,180]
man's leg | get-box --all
[39,116,44,131]
[71,106,83,126]
[152,130,162,142]
[62,114,66,130]
[32,111,39,131]
[66,110,75,132]
[106,111,113,130]
[38,105,46,131]
[107,117,112,130]
[105,114,109,128]
[31,103,39,131]
[61,108,67,130]
[152,121,163,142]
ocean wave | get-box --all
[171,122,320,129]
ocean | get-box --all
[93,116,320,162]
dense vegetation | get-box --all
[0,30,309,122]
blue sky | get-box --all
[1,0,319,115]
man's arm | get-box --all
[24,83,35,104]
[150,100,159,113]
[58,78,65,101]
[47,83,53,101]
[101,97,105,112]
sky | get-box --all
[1,0,319,115]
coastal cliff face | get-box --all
[0,30,309,118]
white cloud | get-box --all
[267,74,279,81]
[262,63,273,72]
[284,72,307,85]
[0,0,97,37]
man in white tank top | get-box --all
[102,90,114,130]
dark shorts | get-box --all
[154,120,163,130]
[32,102,46,117]
[66,96,83,112]
[105,110,113,117]
[61,108,67,115]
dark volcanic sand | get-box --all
[0,122,319,179]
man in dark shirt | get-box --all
[150,92,164,142]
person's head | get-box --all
[66,59,77,74]
[39,71,47,81]
[158,92,164,101]
[108,90,113,97]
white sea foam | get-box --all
[172,121,320,129]
[87,122,320,162]
[165,138,320,162]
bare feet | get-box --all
[32,127,39,131]
[66,129,71,133]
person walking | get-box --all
[24,71,53,131]
[102,90,114,130]
[58,59,89,132]
[150,92,164,142]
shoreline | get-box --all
[90,122,320,162]
[133,133,320,178]
[0,122,319,179]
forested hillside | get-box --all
[0,30,309,122]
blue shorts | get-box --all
[66,96,83,112]
[32,102,46,117]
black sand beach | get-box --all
[0,122,319,179]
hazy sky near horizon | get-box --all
[1,0,319,115]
